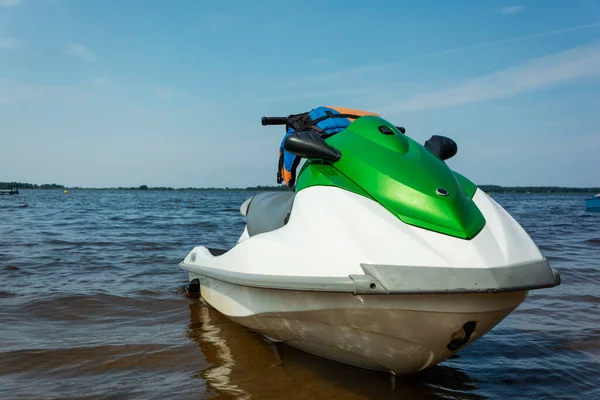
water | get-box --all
[1,190,598,400]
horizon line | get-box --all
[4,183,600,191]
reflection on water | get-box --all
[187,299,483,400]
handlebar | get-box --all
[261,117,288,126]
[262,116,406,134]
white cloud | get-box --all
[500,5,524,15]
[0,81,62,104]
[435,22,600,56]
[0,37,17,49]
[381,42,600,113]
[0,0,21,6]
[64,44,97,63]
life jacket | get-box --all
[277,106,379,187]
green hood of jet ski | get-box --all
[295,116,486,240]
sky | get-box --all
[1,0,599,188]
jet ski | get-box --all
[179,108,560,375]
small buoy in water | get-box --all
[64,190,68,194]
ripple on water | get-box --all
[1,191,599,399]
[5,293,187,324]
[0,343,206,376]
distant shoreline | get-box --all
[1,183,291,192]
[2,182,599,194]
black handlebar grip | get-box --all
[261,117,288,126]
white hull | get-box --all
[191,275,527,374]
[180,186,559,374]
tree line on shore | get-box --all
[1,182,291,191]
[478,185,599,193]
[2,182,599,193]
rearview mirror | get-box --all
[425,135,457,161]
[284,130,342,162]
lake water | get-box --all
[1,190,599,399]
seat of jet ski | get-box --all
[240,191,295,237]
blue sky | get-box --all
[1,0,599,188]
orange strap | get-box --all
[326,106,380,119]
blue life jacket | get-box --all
[278,106,379,187]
